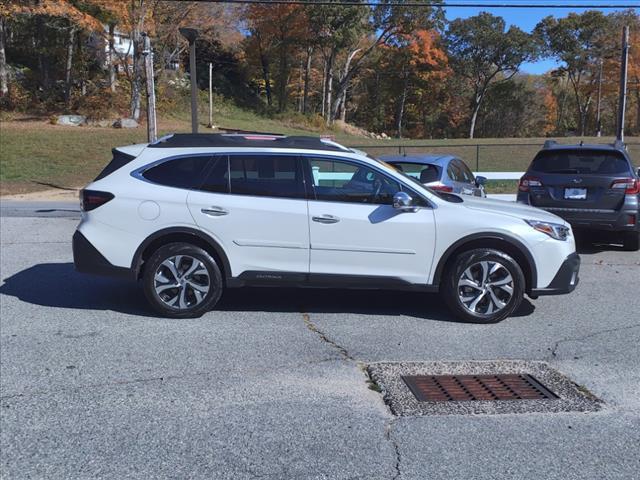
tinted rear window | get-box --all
[531,150,631,175]
[142,156,211,189]
[390,162,441,183]
[200,156,229,193]
[94,149,136,181]
[229,155,305,198]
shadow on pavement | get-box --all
[574,231,631,254]
[0,263,153,317]
[0,262,535,322]
[217,287,535,322]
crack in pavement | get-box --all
[550,323,640,358]
[385,418,402,480]
[300,312,403,479]
[301,312,354,361]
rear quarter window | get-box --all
[530,150,632,175]
[142,156,212,189]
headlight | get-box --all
[525,219,570,241]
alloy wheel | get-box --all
[153,255,210,309]
[457,260,514,315]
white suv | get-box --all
[73,133,580,323]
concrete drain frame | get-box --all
[367,361,603,416]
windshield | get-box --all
[530,150,631,175]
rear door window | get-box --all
[447,162,462,182]
[229,154,305,199]
[530,150,631,175]
[142,156,211,189]
[455,160,476,183]
[199,156,229,193]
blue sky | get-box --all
[444,1,638,74]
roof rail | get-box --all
[612,139,627,151]
[543,140,557,149]
[147,133,350,151]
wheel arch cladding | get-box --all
[433,233,537,293]
[132,227,231,281]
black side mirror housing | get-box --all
[475,176,487,186]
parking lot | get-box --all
[1,210,639,479]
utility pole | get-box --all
[616,26,629,142]
[595,58,603,137]
[142,32,157,143]
[207,62,214,128]
[179,27,199,134]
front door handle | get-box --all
[312,214,340,224]
[201,206,228,217]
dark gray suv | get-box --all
[517,141,639,251]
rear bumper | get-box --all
[530,252,580,297]
[547,208,638,232]
[73,231,133,278]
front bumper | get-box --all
[530,252,580,297]
[73,231,133,278]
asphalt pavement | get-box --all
[1,209,639,479]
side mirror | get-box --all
[475,175,487,187]
[393,192,417,212]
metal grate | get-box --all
[402,374,558,402]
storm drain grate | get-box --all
[402,374,558,402]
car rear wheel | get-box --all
[442,248,525,324]
[622,231,640,251]
[143,242,223,318]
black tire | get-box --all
[441,248,525,324]
[143,242,223,318]
[622,231,640,251]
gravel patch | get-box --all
[368,360,603,416]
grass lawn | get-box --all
[1,111,638,195]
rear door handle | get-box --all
[201,206,228,217]
[312,214,340,224]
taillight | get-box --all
[429,183,453,193]
[519,176,543,192]
[610,178,639,194]
[80,189,114,211]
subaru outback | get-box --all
[73,133,580,323]
[517,140,639,251]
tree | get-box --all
[306,1,369,121]
[1,0,102,103]
[382,29,448,137]
[535,11,612,136]
[243,3,307,112]
[447,12,537,139]
[324,0,443,124]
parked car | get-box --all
[73,133,579,323]
[517,140,640,251]
[380,154,487,197]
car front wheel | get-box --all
[442,248,525,323]
[143,242,224,318]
